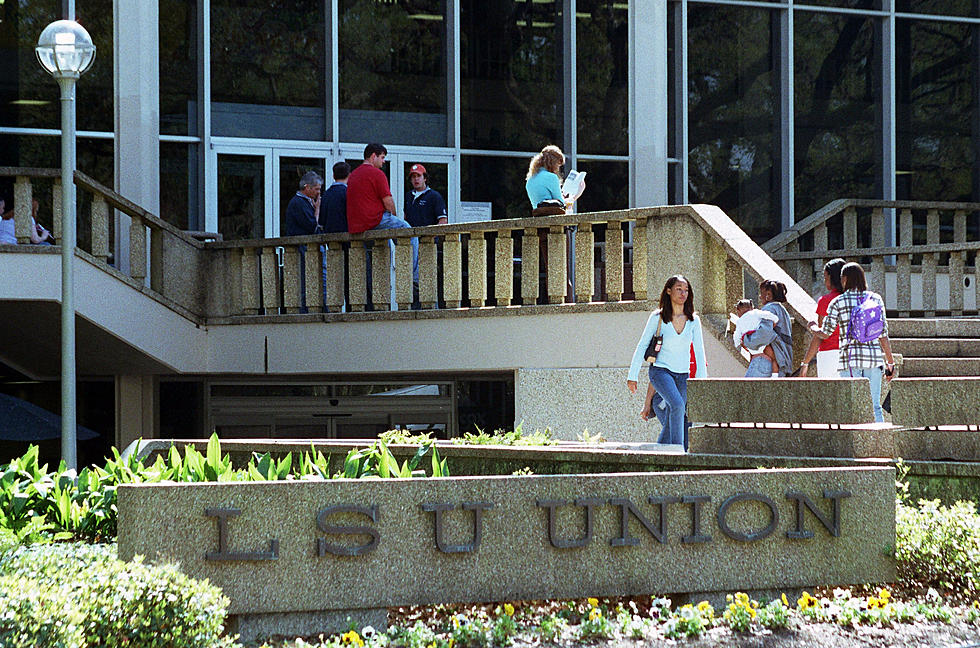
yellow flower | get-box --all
[503,603,515,617]
[341,631,364,647]
[448,640,455,648]
[587,597,599,608]
[726,594,734,603]
[781,593,789,607]
[868,597,881,610]
[878,588,891,601]
[736,592,749,604]
[973,600,980,610]
[798,592,819,611]
[697,601,712,613]
[589,608,602,621]
[452,616,460,629]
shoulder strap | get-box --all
[655,310,663,336]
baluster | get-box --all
[870,208,886,304]
[130,214,147,284]
[813,223,829,294]
[52,180,62,240]
[91,196,109,263]
[443,233,462,308]
[13,177,32,244]
[922,209,939,316]
[305,243,323,313]
[395,237,414,310]
[281,246,301,313]
[348,242,367,312]
[495,230,514,307]
[521,228,539,305]
[633,221,647,300]
[325,240,345,313]
[260,247,279,314]
[897,209,912,316]
[951,210,967,316]
[605,221,624,302]
[547,225,566,304]
[468,232,487,308]
[150,228,164,292]
[241,248,261,315]
[419,236,438,309]
[574,223,594,303]
[371,239,391,312]
[843,207,857,251]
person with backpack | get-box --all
[808,262,896,422]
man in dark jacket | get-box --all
[284,171,322,236]
[318,161,350,233]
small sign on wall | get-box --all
[456,202,493,224]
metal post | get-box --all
[58,75,77,471]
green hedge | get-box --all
[896,497,980,593]
[0,542,237,648]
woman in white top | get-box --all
[0,198,52,245]
[627,275,708,449]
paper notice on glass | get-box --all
[561,170,587,199]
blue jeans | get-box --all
[840,366,884,423]
[649,366,689,449]
[745,355,776,377]
[375,211,418,283]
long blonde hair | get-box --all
[526,145,565,181]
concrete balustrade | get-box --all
[765,199,980,316]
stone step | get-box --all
[898,357,980,377]
[888,318,980,339]
[890,338,980,358]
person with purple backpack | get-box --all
[807,262,896,422]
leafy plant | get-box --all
[896,498,980,593]
[453,423,556,447]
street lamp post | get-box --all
[36,20,95,471]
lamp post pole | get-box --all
[37,19,95,472]
[58,74,77,470]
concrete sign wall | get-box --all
[118,467,894,618]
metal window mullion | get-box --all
[331,0,340,153]
[676,0,689,204]
[629,0,667,207]
[881,0,896,246]
[780,6,794,228]
[448,0,461,219]
[564,0,577,173]
[201,0,215,232]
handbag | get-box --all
[532,199,567,217]
[644,311,664,364]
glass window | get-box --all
[0,0,61,130]
[896,1,977,17]
[577,0,628,156]
[687,5,779,242]
[461,0,563,150]
[339,0,448,147]
[76,0,114,133]
[460,155,531,220]
[896,20,978,202]
[210,0,326,140]
[794,12,878,219]
[160,142,200,230]
[217,154,265,240]
[160,0,199,136]
[575,160,628,213]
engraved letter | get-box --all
[717,493,779,542]
[316,505,380,556]
[680,495,711,544]
[204,507,279,561]
[609,496,680,546]
[421,501,495,553]
[536,498,604,549]
[786,490,851,539]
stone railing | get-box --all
[0,167,217,321]
[203,211,649,318]
[763,199,980,317]
[0,167,817,346]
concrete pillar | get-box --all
[115,375,158,451]
[114,0,160,275]
[629,1,667,207]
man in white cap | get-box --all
[404,163,448,227]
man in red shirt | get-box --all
[347,143,410,233]
[346,143,418,302]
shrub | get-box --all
[896,498,980,593]
[0,543,237,648]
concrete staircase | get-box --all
[890,318,980,377]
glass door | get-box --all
[275,153,330,236]
[208,144,273,239]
